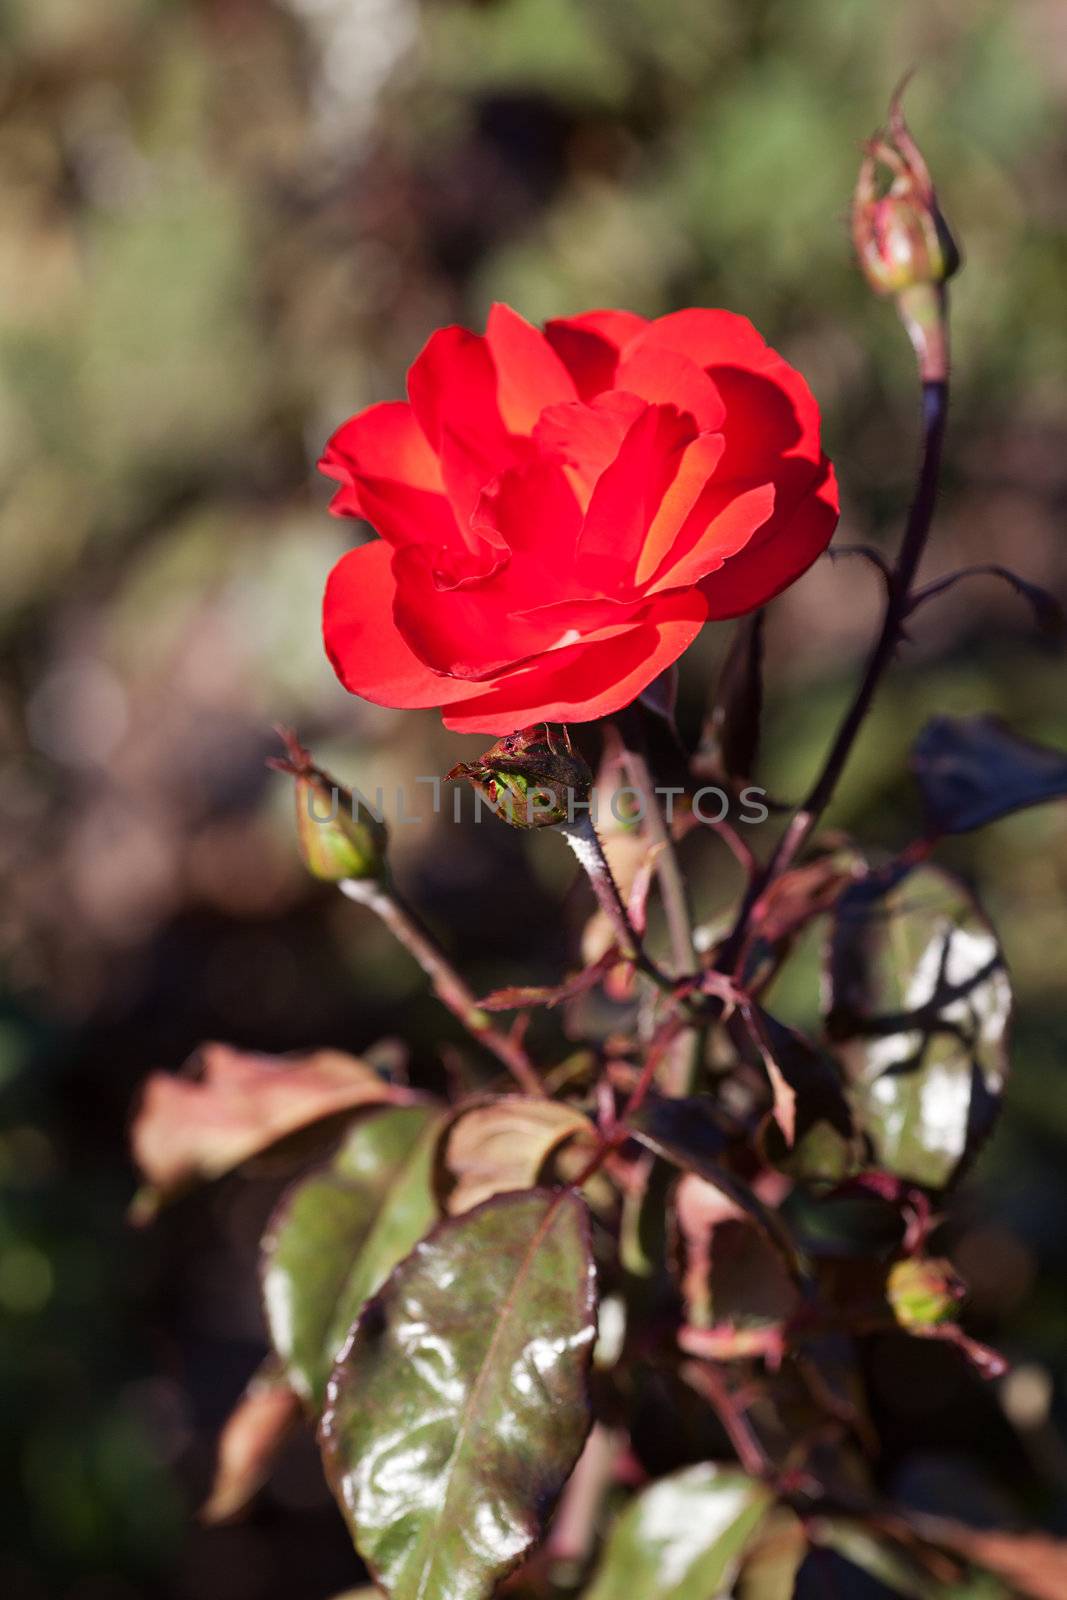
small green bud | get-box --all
[446,724,592,830]
[269,727,388,883]
[887,1255,965,1331]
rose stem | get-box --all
[680,1360,771,1480]
[557,815,673,988]
[719,331,950,972]
[338,877,545,1098]
[614,714,702,1092]
[618,732,696,975]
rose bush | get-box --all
[321,305,839,733]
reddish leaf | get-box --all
[674,1172,798,1338]
[130,1043,409,1213]
[910,1516,1067,1600]
[740,1006,854,1164]
[478,949,621,1011]
[740,846,865,993]
[442,1097,594,1214]
[200,1364,300,1524]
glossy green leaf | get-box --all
[581,1463,773,1600]
[827,866,1011,1188]
[321,1188,597,1600]
[262,1104,439,1407]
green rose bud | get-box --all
[446,724,592,830]
[269,727,388,883]
[887,1255,965,1331]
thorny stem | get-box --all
[681,1360,772,1480]
[338,877,545,1098]
[558,814,711,1090]
[616,734,704,1095]
[618,738,696,976]
[718,373,950,975]
[621,1014,688,1122]
[558,816,672,989]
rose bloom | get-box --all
[321,305,838,734]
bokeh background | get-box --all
[2,1,1067,1595]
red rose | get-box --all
[321,305,838,735]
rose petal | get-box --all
[575,404,698,590]
[323,540,486,709]
[486,302,579,433]
[408,325,517,527]
[544,309,649,398]
[633,431,728,587]
[702,459,839,619]
[614,344,725,434]
[533,392,647,509]
[713,361,823,478]
[640,308,770,370]
[394,463,600,679]
[644,479,776,593]
[441,588,711,734]
[472,456,583,566]
[318,402,462,550]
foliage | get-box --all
[4,4,1067,1599]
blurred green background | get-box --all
[2,1,1066,1595]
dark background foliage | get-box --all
[1,1,1066,1596]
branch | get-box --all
[339,878,545,1098]
[617,734,696,976]
[719,370,950,973]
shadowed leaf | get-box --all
[912,714,1067,835]
[740,1007,858,1180]
[200,1363,300,1525]
[809,1519,948,1599]
[262,1105,440,1407]
[626,1093,804,1284]
[443,1097,594,1214]
[639,661,680,735]
[674,1172,799,1335]
[320,1188,597,1600]
[694,610,764,785]
[581,1463,773,1600]
[827,866,1011,1188]
[130,1043,408,1213]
